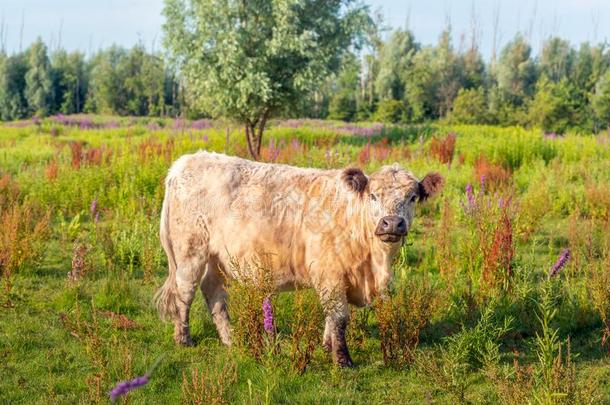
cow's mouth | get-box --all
[377,233,403,243]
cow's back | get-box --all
[165,152,362,288]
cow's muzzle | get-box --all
[375,215,407,243]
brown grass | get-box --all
[429,133,456,165]
[482,200,515,291]
[226,255,276,360]
[0,201,50,307]
[181,363,237,405]
[474,156,512,191]
[374,279,435,368]
[288,290,324,374]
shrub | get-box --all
[289,289,324,374]
[374,278,435,368]
[373,99,408,123]
[473,156,512,191]
[450,87,488,125]
[181,362,237,405]
[429,133,456,165]
[0,200,49,306]
[226,256,276,360]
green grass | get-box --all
[1,117,609,403]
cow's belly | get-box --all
[210,218,310,290]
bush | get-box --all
[450,87,488,125]
[373,99,409,123]
[374,277,435,368]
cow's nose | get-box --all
[377,215,407,235]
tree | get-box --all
[592,70,610,129]
[51,50,89,114]
[0,52,29,120]
[25,39,54,116]
[375,29,417,101]
[540,37,574,83]
[328,54,360,121]
[450,87,487,125]
[402,29,463,121]
[528,77,580,134]
[495,33,537,106]
[163,0,369,159]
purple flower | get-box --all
[90,198,98,218]
[290,138,300,150]
[109,374,149,401]
[466,183,475,206]
[549,249,571,277]
[262,297,274,334]
[480,175,486,194]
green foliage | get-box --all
[592,70,610,128]
[496,33,538,106]
[1,118,610,403]
[528,77,582,134]
[163,0,369,157]
[373,99,408,123]
[25,39,54,117]
[450,87,488,125]
[0,52,29,120]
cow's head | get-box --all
[343,165,443,244]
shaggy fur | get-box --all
[153,152,443,365]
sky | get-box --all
[0,0,608,60]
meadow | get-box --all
[0,115,609,404]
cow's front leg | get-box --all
[319,287,353,367]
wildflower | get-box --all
[466,183,475,206]
[549,249,570,277]
[90,198,98,218]
[108,354,164,402]
[109,375,149,402]
[291,138,300,150]
[480,175,486,194]
[262,297,274,334]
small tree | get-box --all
[450,87,487,125]
[25,39,54,117]
[163,0,369,159]
[592,70,610,130]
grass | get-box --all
[1,116,609,403]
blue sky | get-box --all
[0,0,608,60]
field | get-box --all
[1,115,609,404]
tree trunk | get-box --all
[244,109,271,161]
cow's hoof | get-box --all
[174,335,193,347]
[335,353,354,368]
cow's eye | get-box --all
[370,193,378,201]
[409,194,417,203]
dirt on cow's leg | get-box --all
[174,257,206,346]
[332,316,353,368]
[201,258,232,346]
[322,317,332,352]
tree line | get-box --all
[1,28,609,134]
[0,39,181,121]
[325,29,610,134]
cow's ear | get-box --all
[418,172,444,201]
[342,168,368,194]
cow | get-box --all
[154,151,443,367]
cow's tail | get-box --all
[153,176,180,322]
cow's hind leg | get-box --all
[173,255,206,346]
[201,256,232,346]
